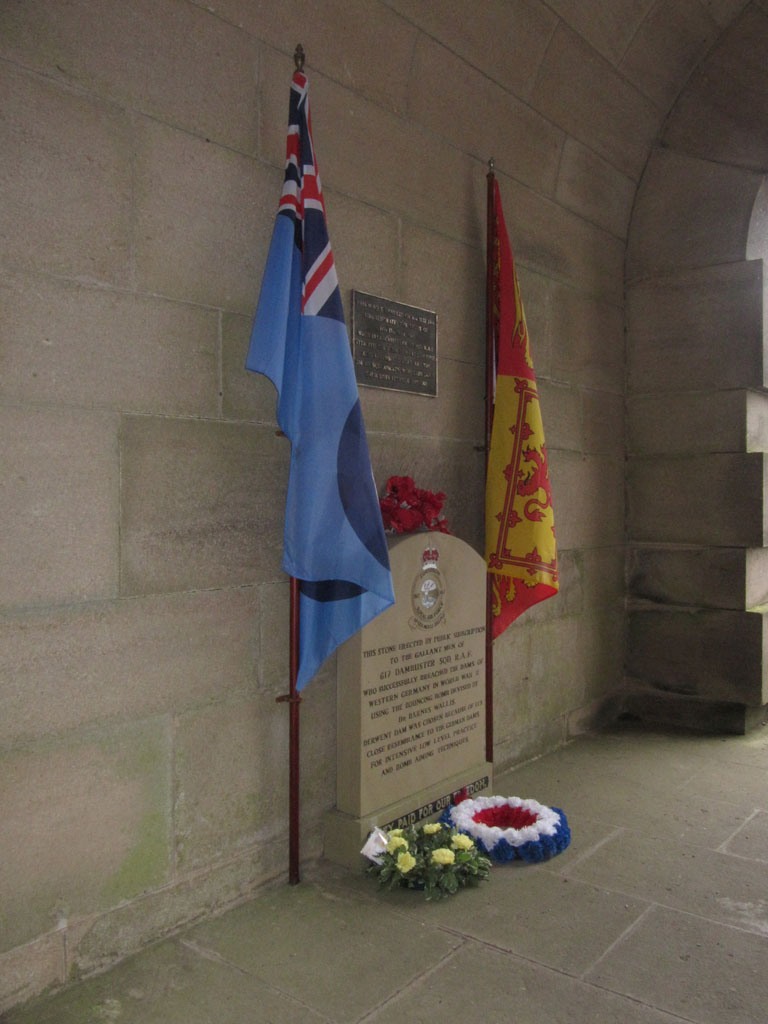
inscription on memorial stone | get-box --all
[351,290,437,396]
[337,532,487,818]
[381,776,490,831]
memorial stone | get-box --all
[324,531,493,868]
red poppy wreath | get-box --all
[440,795,571,863]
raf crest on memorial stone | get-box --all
[410,546,445,629]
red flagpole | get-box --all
[288,577,301,884]
[276,575,302,885]
[484,160,497,765]
[275,45,307,890]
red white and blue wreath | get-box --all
[440,795,571,863]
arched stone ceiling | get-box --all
[545,0,768,185]
[389,0,764,240]
[662,2,768,171]
[628,0,768,282]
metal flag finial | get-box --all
[488,157,495,172]
[294,44,305,71]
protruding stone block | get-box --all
[747,390,768,451]
[627,452,765,546]
[628,546,748,610]
[627,260,763,393]
[627,607,766,705]
[746,547,768,611]
[628,391,748,456]
[613,685,761,735]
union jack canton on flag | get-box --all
[246,69,394,689]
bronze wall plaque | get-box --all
[351,290,437,396]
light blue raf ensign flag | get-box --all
[246,69,394,689]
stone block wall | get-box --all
[625,6,768,723]
[2,0,746,1009]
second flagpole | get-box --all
[484,159,497,766]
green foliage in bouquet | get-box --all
[367,822,492,900]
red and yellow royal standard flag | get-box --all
[486,178,558,638]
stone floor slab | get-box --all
[324,860,649,977]
[370,940,685,1024]
[567,828,768,935]
[185,881,462,1023]
[2,939,324,1024]
[585,904,768,1024]
[680,757,768,810]
[496,750,748,848]
[719,809,768,862]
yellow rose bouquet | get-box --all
[362,821,491,900]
